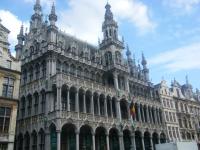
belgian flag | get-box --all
[129,98,136,118]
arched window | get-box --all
[105,51,112,65]
[56,60,61,73]
[115,51,121,64]
[35,63,40,80]
[42,61,46,77]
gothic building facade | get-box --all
[15,0,167,150]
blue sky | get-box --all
[0,0,200,89]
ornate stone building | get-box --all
[0,20,21,150]
[155,80,181,142]
[156,78,200,148]
[15,0,167,150]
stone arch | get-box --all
[112,97,117,118]
[160,132,166,143]
[61,123,77,150]
[95,126,107,150]
[123,129,131,150]
[33,92,39,115]
[85,90,92,113]
[152,132,159,150]
[38,128,45,150]
[69,86,77,112]
[79,125,93,150]
[79,88,85,113]
[135,130,143,150]
[107,95,112,117]
[62,84,69,110]
[27,94,32,116]
[31,130,37,150]
[93,92,99,115]
[120,99,128,120]
[144,131,151,150]
[24,131,30,150]
[49,123,57,150]
[35,63,40,79]
[109,128,120,150]
[100,94,105,116]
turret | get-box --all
[47,3,58,45]
[49,3,57,26]
[31,0,42,30]
[15,25,24,60]
[100,3,124,49]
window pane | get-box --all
[0,117,4,133]
[7,86,13,98]
[0,107,5,116]
[9,78,14,85]
[6,108,11,116]
[4,77,9,84]
[2,85,7,97]
[4,118,10,133]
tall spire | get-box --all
[34,0,42,15]
[141,52,147,68]
[105,3,113,21]
[126,44,131,58]
[49,2,57,26]
[100,3,124,49]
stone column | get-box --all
[149,107,153,123]
[83,92,86,113]
[57,131,61,150]
[76,130,79,150]
[147,106,150,123]
[125,76,130,93]
[150,136,154,150]
[114,72,119,90]
[75,91,79,113]
[67,89,70,111]
[92,133,96,150]
[141,106,145,122]
[117,100,122,122]
[131,133,136,150]
[104,97,108,117]
[91,94,94,119]
[119,132,125,150]
[106,134,110,150]
[153,108,158,124]
[157,109,160,124]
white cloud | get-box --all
[0,10,29,53]
[163,0,200,12]
[149,42,200,72]
[57,0,155,44]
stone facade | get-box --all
[0,20,21,150]
[15,1,170,150]
[156,78,200,148]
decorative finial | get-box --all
[126,44,131,57]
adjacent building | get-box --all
[15,1,167,150]
[156,78,200,148]
[0,20,21,150]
